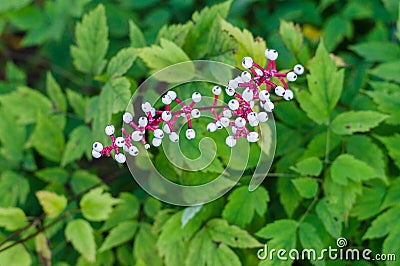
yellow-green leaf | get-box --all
[0,207,28,231]
[80,187,120,221]
[65,219,96,263]
[36,191,67,218]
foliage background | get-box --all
[0,0,399,265]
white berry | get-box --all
[226,86,235,96]
[216,121,223,129]
[191,109,201,118]
[220,117,230,127]
[92,149,101,158]
[142,102,152,113]
[115,153,126,163]
[92,142,103,152]
[144,144,150,149]
[167,91,177,100]
[128,146,139,156]
[231,126,237,134]
[161,95,172,105]
[247,112,258,122]
[192,92,202,103]
[275,86,285,96]
[228,79,239,89]
[263,100,274,112]
[152,137,162,147]
[259,90,270,101]
[207,122,217,132]
[223,109,232,118]
[235,117,246,128]
[162,111,172,121]
[242,88,254,102]
[132,131,143,141]
[242,57,253,69]
[169,132,179,142]
[255,68,264,77]
[228,99,239,110]
[247,132,259,142]
[138,117,148,127]
[225,136,237,147]
[294,64,304,75]
[241,71,252,82]
[249,119,259,127]
[105,125,115,136]
[163,124,171,134]
[258,112,268,122]
[123,112,133,123]
[153,129,164,139]
[212,86,222,95]
[186,129,196,140]
[286,72,297,82]
[283,89,294,101]
[265,49,278,60]
[115,137,125,147]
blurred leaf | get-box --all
[183,0,232,59]
[315,197,342,238]
[277,177,302,217]
[322,15,352,51]
[99,221,138,252]
[222,186,269,228]
[28,112,65,162]
[70,170,101,195]
[381,178,400,210]
[206,218,262,248]
[156,22,192,47]
[350,41,400,62]
[0,207,28,231]
[369,60,400,83]
[0,171,29,207]
[0,0,32,12]
[351,181,386,220]
[35,233,51,266]
[331,111,387,135]
[133,223,163,266]
[80,187,120,221]
[382,227,400,266]
[291,177,318,199]
[181,205,203,228]
[279,20,303,55]
[107,47,138,78]
[66,89,87,119]
[0,107,25,162]
[366,90,400,125]
[297,40,344,124]
[71,4,109,75]
[0,243,31,266]
[101,193,140,231]
[291,157,322,176]
[341,0,373,19]
[0,86,52,125]
[36,191,67,218]
[331,154,377,185]
[61,125,92,167]
[129,20,146,48]
[46,72,67,113]
[220,18,266,67]
[376,134,400,169]
[363,205,400,239]
[144,197,162,218]
[298,222,325,266]
[35,167,69,184]
[65,219,96,263]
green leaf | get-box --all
[61,125,92,167]
[366,90,400,125]
[350,41,400,62]
[279,20,303,54]
[315,197,342,238]
[35,167,69,184]
[0,107,25,162]
[65,219,96,263]
[80,187,120,221]
[297,40,344,124]
[107,47,138,78]
[99,221,138,252]
[183,0,232,59]
[331,154,377,185]
[220,18,266,67]
[66,89,87,119]
[331,111,388,135]
[181,205,203,228]
[277,177,302,217]
[351,180,386,220]
[28,112,65,162]
[101,193,140,231]
[156,22,192,47]
[222,186,269,228]
[129,20,146,48]
[70,170,101,195]
[291,157,323,176]
[382,227,400,266]
[35,233,51,266]
[46,72,67,113]
[0,0,32,12]
[369,60,400,83]
[206,219,262,248]
[0,243,31,266]
[0,171,29,207]
[71,4,109,75]
[291,177,318,199]
[139,38,194,82]
[35,190,67,218]
[144,197,162,218]
[381,178,400,210]
[0,207,28,231]
[363,205,400,239]
[298,222,325,266]
[186,228,241,266]
[256,219,298,265]
[133,223,163,266]
[375,134,400,169]
[0,86,52,125]
[322,15,352,51]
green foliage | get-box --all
[0,0,399,265]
